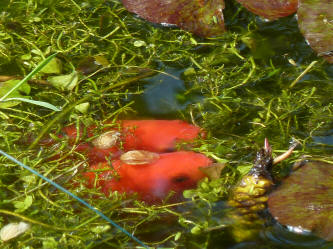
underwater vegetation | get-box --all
[0,0,332,248]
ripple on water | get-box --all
[262,222,332,249]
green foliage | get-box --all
[0,80,30,108]
[13,196,33,213]
[48,71,79,91]
[0,0,332,248]
[0,54,61,111]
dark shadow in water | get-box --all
[130,66,202,118]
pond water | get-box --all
[0,0,332,248]
[130,66,203,117]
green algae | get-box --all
[0,0,332,248]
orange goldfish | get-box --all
[59,120,204,163]
[83,151,213,203]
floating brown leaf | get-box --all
[121,0,225,37]
[235,0,297,20]
[268,161,333,241]
[298,0,333,63]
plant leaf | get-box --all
[47,71,79,91]
[121,0,225,37]
[0,53,57,101]
[13,195,33,213]
[0,80,30,108]
[298,0,333,63]
[268,161,333,241]
[235,0,297,20]
[40,57,62,74]
[4,98,61,111]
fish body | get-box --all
[44,119,210,203]
[60,120,204,163]
[121,120,204,152]
[84,151,213,203]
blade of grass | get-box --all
[0,53,58,101]
[0,149,149,249]
[3,98,61,111]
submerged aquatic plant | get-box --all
[0,54,60,111]
[0,0,332,248]
[0,149,149,248]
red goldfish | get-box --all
[60,120,204,163]
[44,119,213,203]
[83,151,213,203]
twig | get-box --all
[289,61,317,88]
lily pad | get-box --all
[121,0,225,37]
[235,0,298,20]
[268,161,333,241]
[297,0,333,63]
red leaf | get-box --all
[121,0,225,37]
[235,0,298,20]
[298,0,333,63]
[268,161,333,241]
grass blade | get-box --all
[3,98,61,111]
[0,53,58,101]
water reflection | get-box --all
[262,223,333,249]
[313,129,333,146]
[310,129,333,153]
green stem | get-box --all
[28,70,155,149]
[0,53,58,101]
[0,209,74,231]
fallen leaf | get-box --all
[298,0,333,63]
[121,0,225,37]
[235,0,297,20]
[268,161,333,241]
